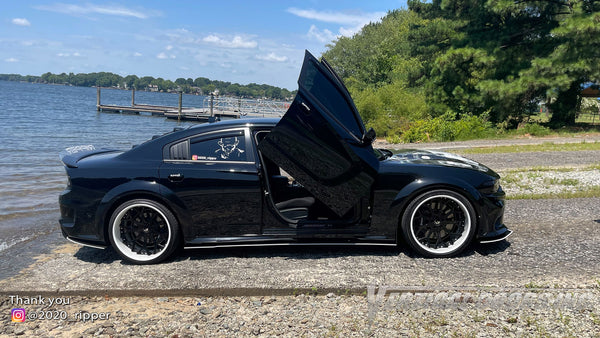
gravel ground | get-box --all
[2,137,600,336]
[2,293,599,337]
[2,197,599,336]
[461,150,600,171]
[499,167,600,196]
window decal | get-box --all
[215,137,245,160]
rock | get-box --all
[13,327,27,336]
[199,307,212,315]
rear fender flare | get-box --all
[95,180,190,242]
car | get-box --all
[59,51,511,264]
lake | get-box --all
[0,80,207,252]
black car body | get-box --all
[59,51,511,264]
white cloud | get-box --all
[288,7,385,39]
[287,8,384,26]
[202,35,257,49]
[165,45,173,51]
[56,52,82,57]
[5,58,19,62]
[35,3,160,19]
[256,52,288,62]
[134,52,142,57]
[307,25,336,43]
[157,52,175,59]
[12,18,31,26]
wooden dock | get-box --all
[96,87,285,122]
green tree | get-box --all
[323,9,429,136]
[123,75,139,89]
[408,0,600,126]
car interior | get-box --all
[254,130,356,224]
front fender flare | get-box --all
[390,177,483,240]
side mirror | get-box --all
[361,128,376,145]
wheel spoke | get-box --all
[116,205,170,256]
[410,193,472,255]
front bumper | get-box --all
[476,187,512,243]
[478,226,513,243]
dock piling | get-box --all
[96,87,101,111]
[178,91,182,121]
[131,88,135,106]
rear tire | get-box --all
[401,189,476,258]
[108,199,180,264]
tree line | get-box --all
[0,72,296,100]
[323,0,599,141]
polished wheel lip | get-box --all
[409,194,471,255]
[111,203,172,262]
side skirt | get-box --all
[184,242,397,250]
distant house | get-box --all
[148,84,159,92]
[581,84,600,98]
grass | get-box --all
[506,186,600,200]
[502,163,600,173]
[529,111,600,125]
[456,141,600,154]
[543,177,580,186]
[524,281,546,289]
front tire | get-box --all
[108,199,180,264]
[401,189,476,258]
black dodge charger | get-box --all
[59,51,511,264]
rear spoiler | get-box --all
[59,145,119,168]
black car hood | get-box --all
[385,149,494,173]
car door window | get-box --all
[190,132,247,162]
[300,57,364,139]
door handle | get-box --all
[168,173,184,182]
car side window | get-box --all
[190,132,247,162]
[301,59,364,139]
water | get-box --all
[0,80,203,251]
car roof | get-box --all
[160,117,279,143]
[189,117,279,132]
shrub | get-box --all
[515,123,552,137]
[394,112,495,143]
[353,82,428,138]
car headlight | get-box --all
[479,179,500,194]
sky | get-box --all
[1,1,407,90]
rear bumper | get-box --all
[64,234,108,249]
[59,188,107,247]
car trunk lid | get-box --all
[59,145,121,168]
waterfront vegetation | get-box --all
[323,1,600,143]
[2,2,599,143]
[0,72,296,100]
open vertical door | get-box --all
[258,51,379,217]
